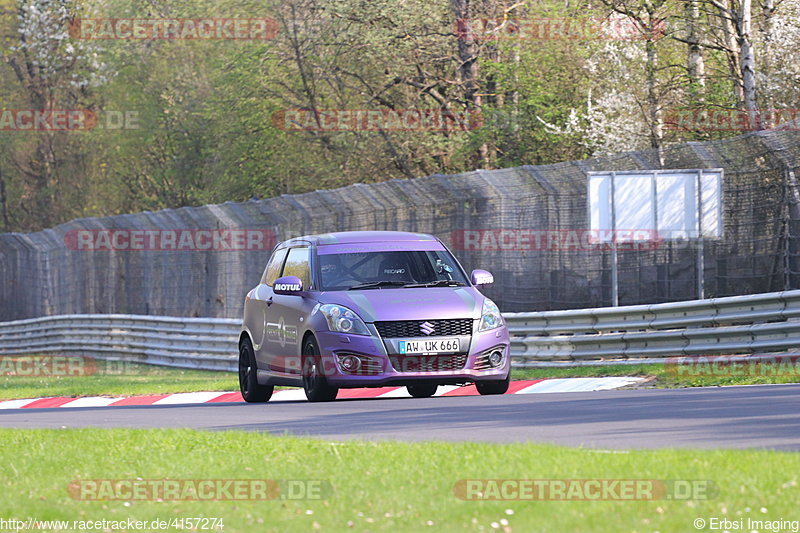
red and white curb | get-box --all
[0,377,643,410]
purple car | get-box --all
[239,231,510,402]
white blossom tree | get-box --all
[757,0,800,123]
[538,40,659,157]
[3,0,109,228]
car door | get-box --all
[246,247,288,368]
[262,246,312,375]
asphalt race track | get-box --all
[2,384,799,450]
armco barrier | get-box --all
[0,290,798,370]
[0,315,241,372]
[504,289,800,366]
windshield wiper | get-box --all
[348,280,408,290]
[403,280,466,288]
[349,279,467,290]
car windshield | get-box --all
[317,249,469,291]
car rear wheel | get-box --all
[239,337,274,403]
[476,373,510,395]
[407,383,438,398]
[302,336,339,402]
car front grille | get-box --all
[375,319,473,338]
[389,354,468,373]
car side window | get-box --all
[262,248,289,286]
[281,247,311,289]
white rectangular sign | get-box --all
[588,169,723,242]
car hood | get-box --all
[315,287,483,322]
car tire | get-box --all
[302,336,339,402]
[476,373,511,395]
[406,383,438,398]
[239,337,274,403]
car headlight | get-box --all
[319,304,371,336]
[478,298,503,332]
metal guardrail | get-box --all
[0,315,241,372]
[505,289,800,366]
[0,290,798,370]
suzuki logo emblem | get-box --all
[420,321,435,335]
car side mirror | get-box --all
[471,269,494,286]
[273,276,303,295]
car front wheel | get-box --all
[239,337,274,403]
[302,336,339,402]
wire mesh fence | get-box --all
[1,128,799,320]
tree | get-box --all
[2,0,106,230]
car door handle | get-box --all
[266,297,273,307]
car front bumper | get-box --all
[314,326,511,388]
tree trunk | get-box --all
[736,0,759,128]
[511,42,520,137]
[760,0,776,115]
[644,8,663,164]
[451,0,487,166]
[0,166,10,232]
[716,0,745,107]
[685,0,706,102]
[452,0,481,108]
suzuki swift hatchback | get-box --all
[239,231,510,402]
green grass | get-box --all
[512,362,800,388]
[3,356,800,402]
[0,360,234,400]
[0,429,797,532]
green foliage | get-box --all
[0,0,787,231]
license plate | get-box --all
[399,338,460,354]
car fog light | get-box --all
[488,351,504,367]
[340,355,361,371]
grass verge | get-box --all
[0,429,797,532]
[0,361,234,400]
[512,362,800,388]
[3,357,800,402]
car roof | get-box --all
[278,231,439,248]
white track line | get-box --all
[0,398,44,410]
[376,387,412,398]
[271,389,310,402]
[152,392,228,405]
[517,377,643,394]
[59,397,119,408]
[587,377,643,390]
